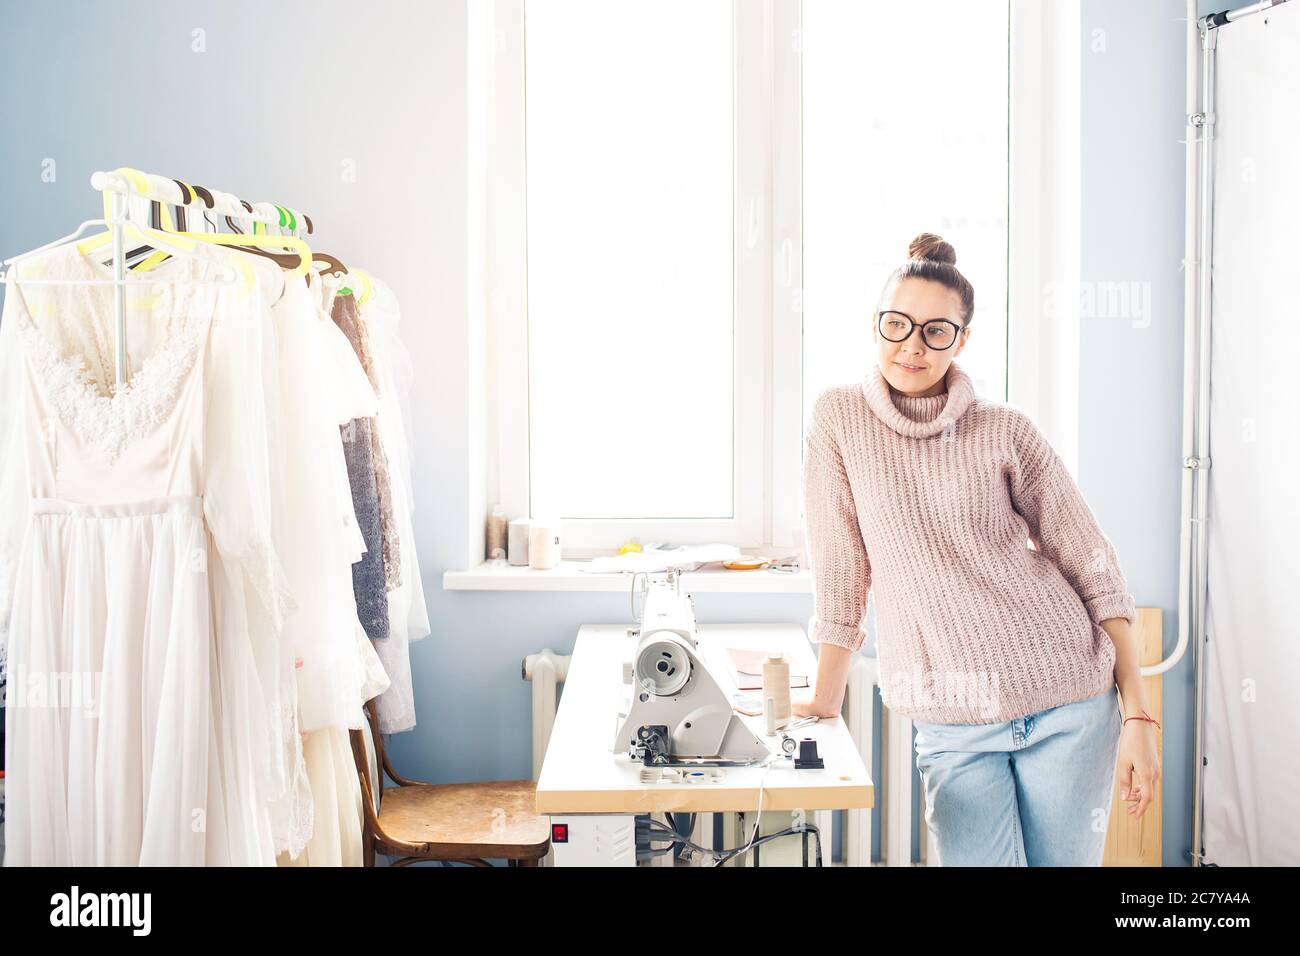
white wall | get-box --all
[1080,0,1190,866]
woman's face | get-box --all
[874,278,971,397]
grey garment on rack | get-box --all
[327,287,387,639]
[340,413,389,642]
[331,291,402,591]
[332,289,391,644]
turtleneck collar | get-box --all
[862,359,976,438]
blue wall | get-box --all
[1080,0,1192,867]
[0,0,1196,866]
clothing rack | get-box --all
[1,166,314,388]
[1200,0,1290,30]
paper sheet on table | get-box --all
[580,544,743,574]
[726,647,810,692]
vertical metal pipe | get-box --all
[110,188,127,387]
[1189,23,1218,868]
[1178,0,1202,865]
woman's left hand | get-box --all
[1117,718,1161,820]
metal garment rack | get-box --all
[1182,0,1292,867]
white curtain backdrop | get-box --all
[1203,0,1300,867]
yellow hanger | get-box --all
[348,267,375,306]
[74,190,256,296]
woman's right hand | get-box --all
[791,685,842,719]
[791,689,823,718]
[791,642,854,718]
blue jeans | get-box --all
[912,685,1123,866]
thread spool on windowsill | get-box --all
[486,504,507,563]
[507,518,530,566]
[528,519,562,570]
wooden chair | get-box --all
[348,701,551,867]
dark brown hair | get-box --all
[877,232,976,328]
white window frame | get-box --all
[468,0,1075,569]
[1008,0,1082,470]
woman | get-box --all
[792,233,1161,866]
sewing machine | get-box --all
[612,571,771,765]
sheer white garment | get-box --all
[235,255,314,860]
[268,272,388,867]
[268,273,388,739]
[313,271,371,568]
[357,277,430,734]
[0,242,295,865]
[360,276,428,642]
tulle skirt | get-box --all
[2,496,276,866]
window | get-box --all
[482,0,1026,561]
[525,1,735,523]
[801,0,1011,421]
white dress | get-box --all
[0,243,293,865]
[270,273,389,738]
[270,272,390,867]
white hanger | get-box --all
[1,217,241,286]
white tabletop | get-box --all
[536,622,874,814]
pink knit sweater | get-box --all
[803,359,1137,724]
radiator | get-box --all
[522,649,571,780]
[842,654,924,866]
[842,655,876,866]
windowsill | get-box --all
[442,560,813,594]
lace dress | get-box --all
[0,243,294,865]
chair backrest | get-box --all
[349,700,385,824]
[359,703,381,814]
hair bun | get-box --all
[908,232,957,266]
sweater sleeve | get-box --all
[1008,411,1137,627]
[803,390,870,652]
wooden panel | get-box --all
[1103,607,1164,866]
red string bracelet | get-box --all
[1123,709,1160,731]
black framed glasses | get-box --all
[877,310,964,350]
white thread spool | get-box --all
[528,519,562,570]
[763,652,791,730]
[507,518,531,566]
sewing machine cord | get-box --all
[641,754,824,867]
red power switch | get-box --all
[551,823,569,843]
